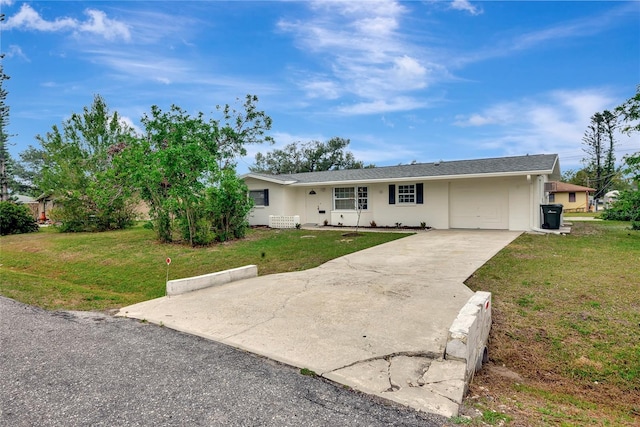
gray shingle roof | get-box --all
[245,154,559,185]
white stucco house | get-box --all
[241,153,561,231]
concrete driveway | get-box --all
[119,229,520,417]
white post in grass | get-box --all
[165,257,171,295]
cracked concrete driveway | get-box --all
[119,229,520,417]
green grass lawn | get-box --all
[0,224,409,311]
[464,221,640,426]
[563,212,601,218]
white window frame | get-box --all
[333,186,368,211]
[398,184,416,204]
[249,189,267,207]
[357,186,368,210]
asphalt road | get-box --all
[0,297,447,426]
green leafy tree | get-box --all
[36,95,137,231]
[251,137,365,174]
[13,146,46,197]
[604,85,640,228]
[124,95,270,245]
[616,84,640,183]
[0,201,39,235]
[562,168,629,192]
[601,189,640,229]
[127,104,221,244]
[617,84,640,135]
[561,169,592,187]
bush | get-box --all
[51,192,136,233]
[0,201,39,235]
[206,169,253,243]
[601,189,640,222]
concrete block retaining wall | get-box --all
[445,291,492,382]
[166,265,258,296]
[269,215,300,229]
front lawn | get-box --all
[464,221,640,426]
[0,224,409,311]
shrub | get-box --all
[206,169,253,243]
[0,201,39,235]
[601,189,640,222]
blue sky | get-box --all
[1,0,638,174]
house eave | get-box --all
[240,173,297,185]
[286,170,555,187]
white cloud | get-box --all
[454,104,516,127]
[0,0,15,6]
[83,49,187,84]
[453,3,635,68]
[453,88,619,167]
[4,45,29,61]
[279,0,439,114]
[302,79,341,99]
[450,0,483,16]
[338,97,425,115]
[115,115,142,135]
[3,4,130,41]
[3,4,77,32]
[392,55,427,90]
[77,9,131,41]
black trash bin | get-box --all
[541,204,563,229]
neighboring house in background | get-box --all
[242,154,561,231]
[36,194,56,223]
[14,194,40,220]
[603,190,619,209]
[546,182,595,212]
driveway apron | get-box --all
[119,229,520,416]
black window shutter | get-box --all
[416,183,424,204]
[263,189,269,206]
[388,184,395,204]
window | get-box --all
[389,184,424,205]
[334,187,354,210]
[398,184,415,204]
[334,186,368,210]
[357,186,368,210]
[569,192,576,203]
[249,189,269,206]
[549,193,555,203]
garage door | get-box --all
[449,180,509,229]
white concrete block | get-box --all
[445,291,492,381]
[166,265,258,296]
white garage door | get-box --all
[449,180,509,229]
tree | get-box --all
[36,95,137,231]
[616,84,640,183]
[0,52,13,201]
[582,111,617,201]
[250,137,365,174]
[616,84,640,135]
[123,95,271,245]
[561,168,592,187]
[13,146,46,197]
[604,85,640,228]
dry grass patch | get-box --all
[461,221,640,426]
